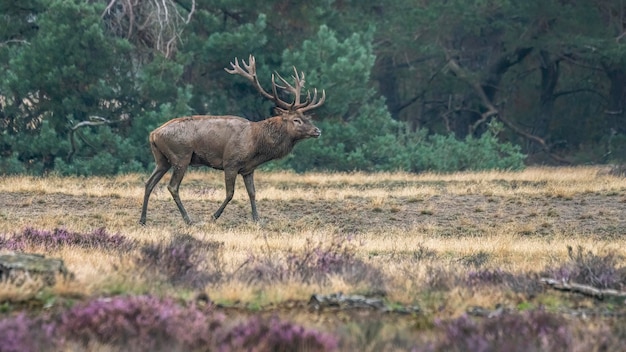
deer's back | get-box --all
[151,115,254,169]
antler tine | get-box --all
[226,56,250,76]
[305,89,315,105]
[292,67,305,107]
[243,55,255,74]
[272,71,299,108]
[271,73,286,90]
[273,66,310,108]
[299,88,326,113]
[291,67,305,85]
[224,57,239,74]
[273,71,294,90]
[270,74,281,103]
[225,55,282,104]
[302,90,312,105]
[225,57,251,81]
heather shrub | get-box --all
[137,233,225,288]
[610,320,626,347]
[432,310,573,352]
[0,227,134,252]
[0,296,340,352]
[219,316,338,352]
[465,269,513,286]
[415,265,543,296]
[0,313,50,352]
[238,236,385,288]
[55,295,222,351]
[543,246,626,289]
[464,269,543,296]
[460,251,490,268]
[424,264,463,291]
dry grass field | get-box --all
[1,166,626,350]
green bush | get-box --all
[0,152,26,175]
[404,121,526,172]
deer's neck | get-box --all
[256,118,296,160]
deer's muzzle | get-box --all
[311,128,321,138]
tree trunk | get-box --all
[604,65,626,134]
[532,50,559,150]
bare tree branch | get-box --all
[100,0,195,58]
[67,116,114,163]
[446,57,571,164]
[553,88,607,101]
[0,39,30,47]
[446,58,498,134]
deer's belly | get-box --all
[190,152,223,170]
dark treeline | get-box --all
[1,0,625,175]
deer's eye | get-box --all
[293,118,302,125]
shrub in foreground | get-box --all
[238,236,385,288]
[543,246,626,290]
[464,269,543,296]
[0,295,339,352]
[0,227,134,252]
[136,233,225,288]
[0,313,44,352]
[220,316,338,352]
[430,309,614,352]
[55,295,219,350]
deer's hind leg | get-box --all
[167,161,192,224]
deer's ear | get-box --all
[274,107,288,115]
[275,107,290,120]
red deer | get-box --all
[139,55,325,225]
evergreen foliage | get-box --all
[3,1,624,174]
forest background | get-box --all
[2,0,626,175]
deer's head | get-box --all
[225,55,325,139]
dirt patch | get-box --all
[2,180,623,238]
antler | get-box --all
[299,87,326,113]
[225,56,274,102]
[225,55,325,113]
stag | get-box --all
[139,55,325,225]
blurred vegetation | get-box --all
[2,0,626,175]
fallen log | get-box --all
[540,278,626,300]
[309,292,420,314]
